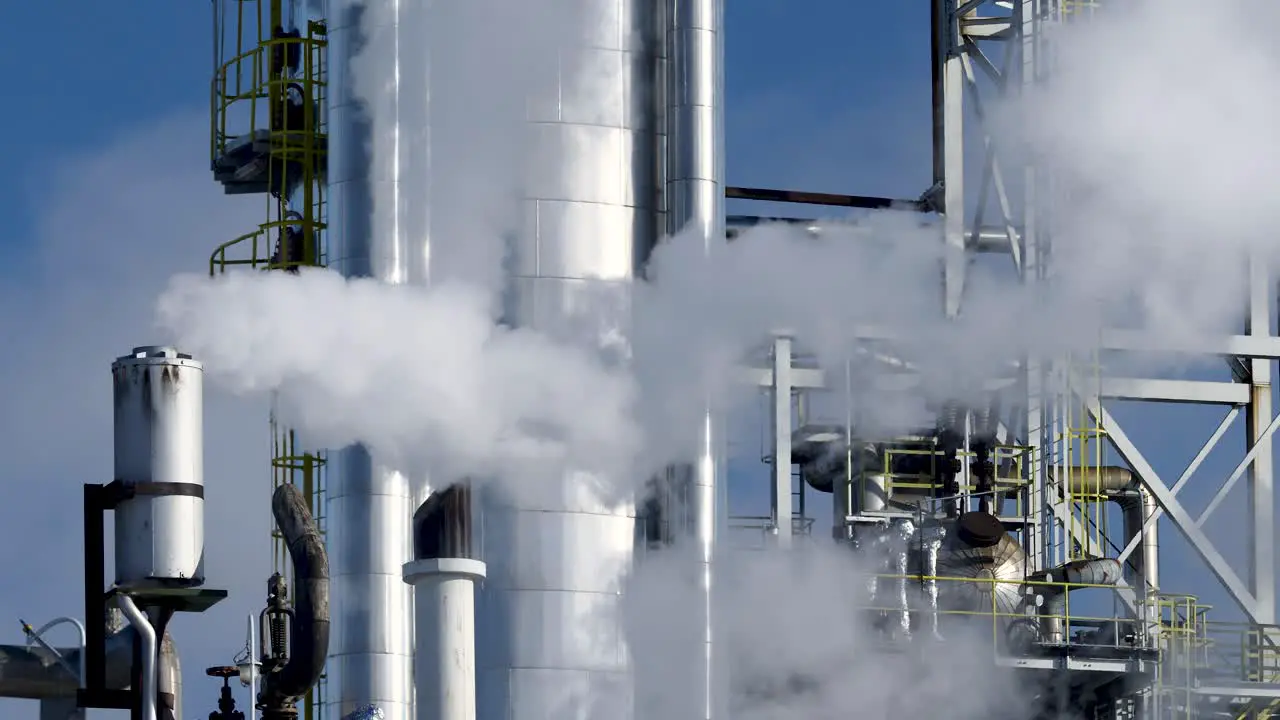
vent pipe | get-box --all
[403,484,486,720]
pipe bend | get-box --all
[260,483,330,708]
[118,594,157,720]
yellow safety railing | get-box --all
[1053,350,1111,566]
[211,21,328,186]
[1062,0,1101,17]
[209,2,330,718]
[1151,594,1209,720]
[842,443,1033,517]
[860,573,1160,652]
[209,216,328,274]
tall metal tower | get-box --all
[209,1,330,718]
[734,1,1280,718]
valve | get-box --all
[206,666,246,720]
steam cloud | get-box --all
[155,0,1280,717]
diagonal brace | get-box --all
[1081,392,1263,623]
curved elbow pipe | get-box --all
[1055,466,1159,595]
[1038,558,1123,644]
[260,483,330,707]
[118,595,157,720]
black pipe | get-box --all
[259,484,330,718]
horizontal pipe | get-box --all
[1037,558,1123,644]
[725,186,927,211]
[724,215,1016,251]
[0,629,181,719]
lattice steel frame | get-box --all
[743,0,1277,631]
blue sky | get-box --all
[0,2,1267,718]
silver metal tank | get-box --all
[326,0,723,717]
[325,0,430,715]
[111,346,205,588]
[473,0,658,716]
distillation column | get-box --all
[325,2,428,717]
[325,1,659,719]
[474,0,656,716]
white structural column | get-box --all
[772,336,793,548]
[1246,256,1276,625]
[404,559,488,720]
[934,0,966,318]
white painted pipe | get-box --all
[24,616,86,688]
[403,558,487,720]
[117,595,157,720]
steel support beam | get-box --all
[1081,393,1263,623]
[1246,256,1276,624]
[771,336,793,548]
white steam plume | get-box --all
[156,270,640,500]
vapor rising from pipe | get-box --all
[155,0,1280,717]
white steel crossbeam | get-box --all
[1081,392,1264,623]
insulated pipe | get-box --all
[117,594,157,720]
[922,525,945,639]
[259,483,330,716]
[890,519,915,639]
[1056,466,1159,596]
[1037,558,1123,644]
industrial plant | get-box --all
[3,1,1280,719]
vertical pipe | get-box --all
[1246,255,1276,625]
[117,595,157,720]
[772,336,793,548]
[923,527,944,639]
[891,520,914,639]
[666,0,724,716]
[404,559,486,720]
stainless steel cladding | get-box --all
[329,0,678,717]
[663,0,725,717]
[475,0,657,717]
[111,346,205,588]
[326,0,430,714]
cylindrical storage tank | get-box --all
[477,0,654,709]
[111,346,204,588]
